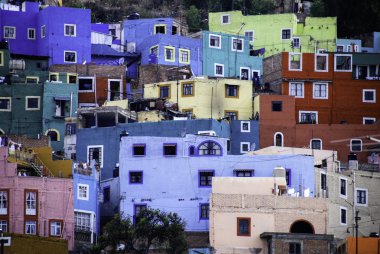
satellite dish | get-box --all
[250,143,256,151]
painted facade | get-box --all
[208,11,337,57]
[336,38,362,53]
[0,1,91,66]
[230,120,259,154]
[362,32,380,53]
[144,77,253,120]
[202,31,262,80]
[118,135,315,232]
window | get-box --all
[214,63,224,77]
[274,132,284,147]
[225,84,239,98]
[281,29,291,40]
[46,129,59,141]
[347,45,352,52]
[285,168,291,186]
[339,178,347,198]
[199,171,214,187]
[200,203,209,220]
[133,144,146,156]
[189,146,195,156]
[272,101,282,112]
[28,28,35,40]
[292,37,300,48]
[4,26,16,39]
[240,142,250,153]
[237,217,251,236]
[362,89,376,103]
[310,139,322,150]
[289,52,302,71]
[355,188,368,206]
[198,141,222,156]
[64,24,76,36]
[172,25,178,35]
[0,191,7,215]
[289,82,304,98]
[103,187,110,203]
[41,25,46,38]
[182,82,194,96]
[0,220,7,232]
[67,73,77,84]
[182,108,193,119]
[299,111,318,124]
[241,121,250,132]
[25,191,37,215]
[0,97,11,111]
[234,170,253,177]
[77,184,89,201]
[313,83,328,99]
[244,31,254,42]
[232,38,243,52]
[54,98,69,117]
[163,144,177,156]
[25,221,36,235]
[336,45,344,52]
[25,96,40,110]
[50,220,62,237]
[49,73,59,82]
[363,117,376,125]
[154,24,166,34]
[64,51,77,63]
[164,46,175,62]
[320,172,327,191]
[75,211,91,231]
[88,145,103,168]
[315,54,328,71]
[225,111,238,121]
[129,171,143,184]
[78,77,95,92]
[65,123,76,135]
[335,54,352,71]
[25,76,39,84]
[150,45,158,56]
[289,242,301,254]
[159,85,170,98]
[209,34,221,49]
[340,207,347,225]
[350,139,362,152]
[134,204,147,224]
[179,49,190,64]
[221,14,230,24]
[240,67,249,80]
[0,52,3,66]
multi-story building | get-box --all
[336,38,362,53]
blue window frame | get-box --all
[134,204,147,224]
[199,170,214,187]
[129,171,143,184]
[198,141,222,156]
[199,203,209,220]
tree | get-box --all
[98,209,187,254]
[186,5,202,32]
[310,0,327,17]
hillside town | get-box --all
[0,0,379,253]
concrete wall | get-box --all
[32,147,72,177]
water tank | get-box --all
[273,166,286,178]
[9,59,25,71]
[348,153,358,170]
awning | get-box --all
[54,96,70,101]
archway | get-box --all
[290,220,315,234]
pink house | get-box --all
[0,147,74,250]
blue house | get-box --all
[230,120,260,154]
[202,31,262,81]
[118,134,315,232]
[336,38,362,53]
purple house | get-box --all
[0,1,91,66]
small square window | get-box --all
[335,54,352,71]
[209,34,221,48]
[159,85,170,98]
[200,203,209,220]
[78,77,94,92]
[64,24,76,36]
[199,171,214,187]
[68,74,77,84]
[0,97,11,111]
[232,38,243,52]
[179,49,190,64]
[226,84,239,97]
[164,47,175,62]
[182,82,194,96]
[129,171,143,184]
[340,207,347,225]
[26,96,40,110]
[363,117,376,125]
[336,45,344,52]
[241,121,250,132]
[28,28,35,40]
[350,139,362,152]
[234,170,253,177]
[355,188,368,206]
[50,220,62,237]
[272,101,282,112]
[64,51,77,63]
[78,184,89,200]
[281,29,291,40]
[163,144,177,156]
[237,217,251,236]
[244,31,254,42]
[221,15,230,24]
[310,139,322,150]
[289,82,304,98]
[292,37,300,48]
[240,142,250,153]
[154,25,166,34]
[215,64,224,77]
[289,52,302,71]
[25,220,36,235]
[315,54,328,72]
[103,187,110,203]
[363,89,376,103]
[133,144,146,156]
[4,26,16,39]
[313,83,328,99]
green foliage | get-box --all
[186,5,202,32]
[248,0,275,15]
[310,0,326,17]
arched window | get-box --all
[45,129,60,142]
[198,141,222,156]
[189,146,195,156]
[290,220,315,234]
[274,132,284,147]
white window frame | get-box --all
[221,14,230,24]
[25,221,36,235]
[240,67,250,80]
[25,76,39,84]
[0,97,11,112]
[274,132,284,147]
[363,117,376,125]
[299,110,318,124]
[244,30,254,42]
[87,145,103,168]
[340,206,347,225]
[310,139,322,150]
[355,188,368,207]
[209,34,221,49]
[354,44,359,52]
[315,53,329,72]
[231,37,244,52]
[41,25,46,38]
[25,191,37,215]
[339,177,347,199]
[64,24,76,37]
[107,79,122,101]
[289,82,304,98]
[74,210,94,232]
[25,96,41,111]
[350,139,362,152]
[4,26,16,39]
[0,191,7,215]
[241,121,250,132]
[64,50,77,63]
[78,77,95,93]
[240,142,250,153]
[362,89,376,103]
[288,52,302,71]
[0,220,7,232]
[281,28,292,40]
[50,221,62,236]
[347,45,352,52]
[334,54,352,72]
[313,82,328,99]
[27,28,36,40]
[77,184,89,201]
[336,45,344,52]
[292,37,300,48]
[214,63,224,77]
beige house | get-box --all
[210,177,332,254]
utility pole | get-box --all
[355,210,361,254]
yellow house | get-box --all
[143,77,253,120]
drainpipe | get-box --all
[69,91,73,118]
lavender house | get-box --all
[0,1,91,66]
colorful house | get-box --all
[336,38,362,53]
[208,11,337,57]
